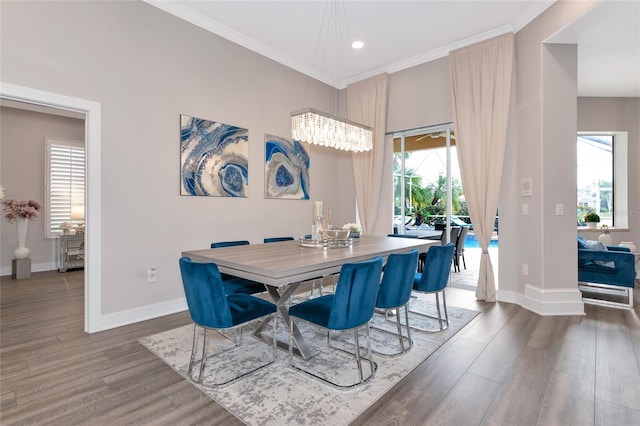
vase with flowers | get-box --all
[3,199,42,259]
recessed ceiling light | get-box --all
[351,41,364,49]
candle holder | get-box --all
[312,215,324,241]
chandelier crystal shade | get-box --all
[291,108,373,152]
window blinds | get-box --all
[45,138,85,238]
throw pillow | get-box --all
[583,240,615,268]
[584,240,607,251]
[577,236,587,249]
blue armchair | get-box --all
[577,236,636,308]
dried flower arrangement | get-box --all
[3,199,42,223]
[341,223,361,233]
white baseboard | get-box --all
[100,297,188,331]
[497,285,585,316]
[0,261,58,277]
[496,289,519,304]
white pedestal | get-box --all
[12,258,31,279]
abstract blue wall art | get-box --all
[180,114,248,197]
[264,134,310,200]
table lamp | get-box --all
[71,204,85,235]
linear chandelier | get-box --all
[291,108,373,152]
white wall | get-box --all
[387,57,452,133]
[498,0,599,314]
[1,1,356,320]
[0,107,85,274]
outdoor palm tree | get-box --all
[394,167,427,213]
[424,175,463,214]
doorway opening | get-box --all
[1,83,102,332]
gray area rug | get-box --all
[139,297,479,425]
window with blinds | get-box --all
[45,138,85,238]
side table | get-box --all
[59,234,85,272]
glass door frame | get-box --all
[392,123,456,243]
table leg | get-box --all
[253,283,313,359]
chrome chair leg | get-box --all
[404,305,412,343]
[369,304,413,356]
[188,324,198,377]
[435,293,443,329]
[442,291,449,328]
[409,290,449,332]
[365,324,375,379]
[395,310,405,352]
[354,329,363,383]
[197,329,209,383]
[288,318,294,365]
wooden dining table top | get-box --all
[182,235,438,287]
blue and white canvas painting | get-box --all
[265,134,310,200]
[180,114,248,197]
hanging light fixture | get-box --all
[291,108,372,152]
[291,1,373,152]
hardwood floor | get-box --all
[1,270,639,425]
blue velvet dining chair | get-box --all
[210,240,266,295]
[372,249,419,355]
[264,237,295,243]
[288,256,383,388]
[179,256,278,386]
[411,243,455,332]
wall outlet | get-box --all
[521,203,528,216]
[556,203,564,215]
[522,264,528,276]
[147,267,157,283]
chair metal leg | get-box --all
[369,304,414,356]
[187,323,198,377]
[197,329,208,383]
[189,314,278,387]
[288,322,377,389]
[404,304,412,344]
[289,318,294,365]
[442,290,449,328]
[395,309,405,352]
[365,324,375,379]
[354,329,363,383]
[408,290,449,332]
[435,292,443,329]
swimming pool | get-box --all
[465,233,499,248]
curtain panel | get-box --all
[449,32,515,302]
[347,73,390,235]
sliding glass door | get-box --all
[392,124,466,243]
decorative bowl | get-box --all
[324,229,350,239]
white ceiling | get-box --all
[146,0,555,89]
[147,0,639,96]
[547,0,640,97]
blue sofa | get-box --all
[577,236,636,308]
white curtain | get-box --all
[347,73,389,235]
[449,33,514,302]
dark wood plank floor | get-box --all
[1,270,639,425]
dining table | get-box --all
[182,235,439,359]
